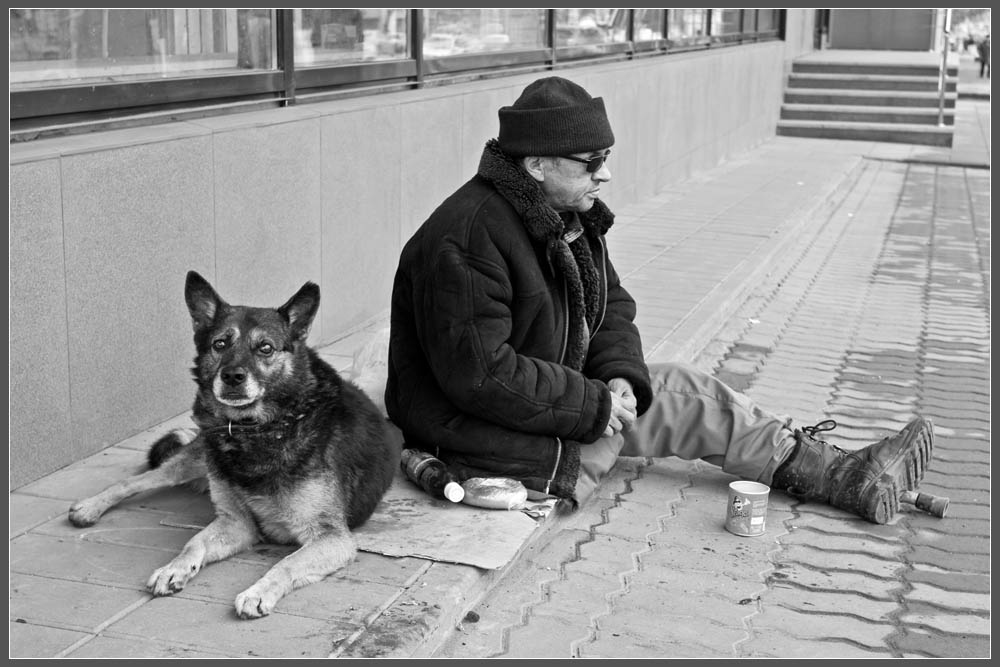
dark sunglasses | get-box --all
[560,150,611,173]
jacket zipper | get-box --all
[558,276,570,364]
[545,437,563,495]
[590,236,609,339]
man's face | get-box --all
[536,149,611,213]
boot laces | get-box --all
[802,419,848,455]
[802,419,838,437]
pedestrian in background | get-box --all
[977,34,990,78]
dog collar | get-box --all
[202,412,310,440]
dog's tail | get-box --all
[148,427,199,469]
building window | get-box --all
[293,8,410,66]
[667,8,710,46]
[553,8,630,54]
[422,8,545,58]
[634,8,665,42]
[711,8,744,40]
[10,9,275,91]
[757,9,780,33]
[10,9,786,137]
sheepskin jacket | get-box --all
[385,140,652,500]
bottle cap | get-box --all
[443,481,465,503]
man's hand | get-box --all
[604,378,638,437]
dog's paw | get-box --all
[234,580,285,619]
[147,559,200,596]
[68,500,103,527]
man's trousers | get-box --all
[573,362,798,504]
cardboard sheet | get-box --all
[353,470,552,570]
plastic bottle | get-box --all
[400,448,465,503]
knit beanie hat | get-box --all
[498,76,615,157]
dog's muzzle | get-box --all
[214,369,263,407]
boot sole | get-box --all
[865,417,934,524]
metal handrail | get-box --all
[938,8,953,127]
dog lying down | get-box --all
[68,271,400,619]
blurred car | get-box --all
[568,25,606,47]
[424,32,465,57]
[556,24,607,50]
[481,33,511,51]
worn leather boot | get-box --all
[771,417,934,524]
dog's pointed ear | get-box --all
[185,271,227,334]
[278,282,320,342]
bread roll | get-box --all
[461,477,528,510]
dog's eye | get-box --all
[258,343,275,356]
[212,339,227,351]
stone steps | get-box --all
[781,103,955,126]
[787,72,957,92]
[783,88,957,108]
[776,119,954,146]
[777,59,957,147]
[791,61,958,78]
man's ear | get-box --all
[521,155,546,183]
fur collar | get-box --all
[476,139,614,371]
[476,139,614,244]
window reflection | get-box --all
[9,8,275,90]
[711,8,743,36]
[757,9,779,32]
[293,8,408,65]
[667,8,710,45]
[554,8,629,50]
[633,9,665,41]
[422,8,545,58]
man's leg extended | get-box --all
[621,362,795,482]
[572,362,793,504]
[576,362,935,524]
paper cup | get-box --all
[725,481,770,537]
